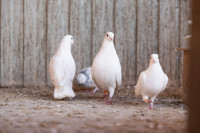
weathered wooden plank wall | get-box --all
[180,0,192,86]
[1,0,23,87]
[159,0,180,87]
[0,0,191,88]
[137,0,159,82]
[24,0,47,87]
[115,0,137,85]
[92,0,114,59]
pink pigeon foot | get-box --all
[105,97,113,104]
[104,94,109,100]
[149,102,154,109]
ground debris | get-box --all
[0,87,187,133]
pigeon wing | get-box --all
[91,74,102,90]
[49,58,68,87]
[161,74,168,92]
[135,72,146,96]
[115,64,122,89]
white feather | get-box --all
[49,35,76,99]
[135,72,146,96]
[135,54,168,102]
[91,32,121,98]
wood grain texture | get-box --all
[70,0,92,74]
[137,0,159,78]
[47,0,69,87]
[0,1,1,88]
[179,0,192,86]
[0,0,192,87]
[92,0,114,59]
[189,1,200,131]
[24,0,47,87]
[1,0,23,87]
[115,0,137,85]
[159,0,180,87]
[180,0,191,48]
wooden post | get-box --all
[176,48,190,103]
[188,0,200,132]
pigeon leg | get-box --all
[142,95,149,103]
[104,91,109,100]
[149,102,154,109]
[148,97,156,109]
[105,88,114,104]
[105,97,112,104]
[148,100,154,109]
[90,87,98,94]
[93,87,98,93]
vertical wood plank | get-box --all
[159,0,180,87]
[1,0,23,87]
[189,0,200,130]
[115,0,137,85]
[47,0,69,87]
[137,0,159,78]
[180,0,191,48]
[92,0,114,59]
[0,0,191,88]
[180,0,192,86]
[70,0,92,74]
[24,0,47,87]
[0,0,1,87]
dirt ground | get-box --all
[0,86,187,133]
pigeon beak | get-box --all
[152,58,157,63]
[109,37,113,41]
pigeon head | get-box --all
[150,54,159,64]
[58,35,74,52]
[63,35,74,45]
[77,74,87,85]
[58,35,74,53]
[104,32,114,42]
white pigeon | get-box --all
[91,32,122,104]
[49,35,76,99]
[77,67,98,93]
[135,54,168,109]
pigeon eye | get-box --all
[71,37,73,39]
[106,34,108,37]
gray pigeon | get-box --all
[77,67,98,93]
